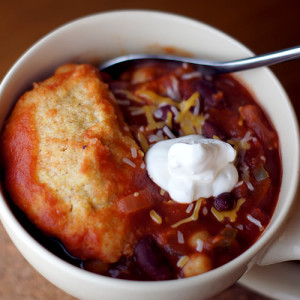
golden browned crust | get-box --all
[1,64,147,263]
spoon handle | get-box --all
[100,45,300,75]
[217,45,300,73]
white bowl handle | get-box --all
[258,195,300,265]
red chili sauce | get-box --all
[9,61,281,281]
[95,61,281,280]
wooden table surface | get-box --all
[1,0,300,299]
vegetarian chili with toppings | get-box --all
[6,61,282,281]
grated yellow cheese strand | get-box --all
[166,111,173,129]
[143,106,165,130]
[114,89,145,103]
[211,198,246,222]
[175,92,199,122]
[177,255,190,268]
[227,135,251,152]
[137,132,149,152]
[189,112,206,128]
[160,188,166,196]
[129,90,206,137]
[180,116,196,135]
[171,198,204,228]
[150,209,162,224]
[136,90,179,107]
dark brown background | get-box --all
[1,0,299,299]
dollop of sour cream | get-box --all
[145,135,238,204]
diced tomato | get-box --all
[240,105,278,150]
[117,189,153,214]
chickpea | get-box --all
[131,68,153,84]
[182,253,212,278]
[188,230,210,251]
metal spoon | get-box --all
[100,45,300,76]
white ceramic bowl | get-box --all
[0,10,299,300]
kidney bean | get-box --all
[134,236,174,281]
[213,193,234,211]
[232,182,248,199]
[196,80,225,109]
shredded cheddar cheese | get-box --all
[143,106,165,130]
[150,209,162,224]
[178,109,205,135]
[179,118,195,135]
[125,88,206,140]
[114,89,145,103]
[171,198,204,228]
[175,92,200,122]
[136,90,179,107]
[137,132,149,152]
[177,255,189,268]
[213,135,221,140]
[166,111,173,129]
[160,188,166,196]
[228,131,252,152]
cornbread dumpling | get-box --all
[1,64,146,263]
